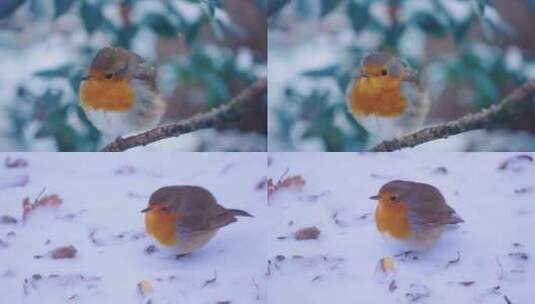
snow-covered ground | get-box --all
[2,152,534,304]
[267,152,535,303]
[0,153,268,303]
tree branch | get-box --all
[371,80,535,152]
[100,78,267,152]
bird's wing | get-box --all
[176,209,237,232]
[408,185,463,227]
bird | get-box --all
[141,185,253,255]
[346,52,430,140]
[79,46,165,137]
[370,180,463,251]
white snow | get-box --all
[267,152,535,304]
[0,153,268,303]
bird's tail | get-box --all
[227,208,254,218]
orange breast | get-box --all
[80,78,135,111]
[145,209,179,246]
[349,76,407,117]
[375,199,412,240]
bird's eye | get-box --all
[390,195,397,201]
[381,69,388,76]
[160,206,169,211]
[105,73,113,79]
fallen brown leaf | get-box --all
[508,252,529,261]
[294,226,320,240]
[514,187,533,195]
[145,245,158,255]
[51,245,77,259]
[406,284,431,303]
[268,169,306,201]
[5,157,28,168]
[275,255,285,262]
[498,155,533,172]
[137,280,153,296]
[1,215,17,224]
[389,280,397,292]
[432,167,448,175]
[22,193,63,223]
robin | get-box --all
[370,180,463,250]
[346,52,430,140]
[79,46,165,137]
[141,185,253,255]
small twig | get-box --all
[372,80,535,151]
[446,251,461,268]
[101,78,267,152]
[202,271,218,288]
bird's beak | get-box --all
[80,75,90,81]
[140,207,150,213]
[369,195,380,200]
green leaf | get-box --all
[0,0,25,19]
[53,0,76,19]
[80,0,102,35]
[320,0,342,17]
[411,12,446,37]
[144,13,178,37]
[34,64,71,78]
[472,0,485,16]
[347,2,370,32]
[301,65,339,78]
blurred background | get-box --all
[268,0,535,151]
[0,0,267,151]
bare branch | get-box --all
[101,78,267,152]
[371,80,535,152]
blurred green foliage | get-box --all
[271,0,532,151]
[1,0,265,151]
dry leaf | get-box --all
[5,157,28,168]
[145,245,158,255]
[1,215,17,224]
[294,226,320,240]
[22,193,63,223]
[268,169,306,201]
[406,284,431,303]
[498,155,533,172]
[508,252,529,261]
[514,187,533,195]
[51,245,77,259]
[375,257,396,283]
[432,167,448,175]
[389,280,397,292]
[137,280,153,296]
